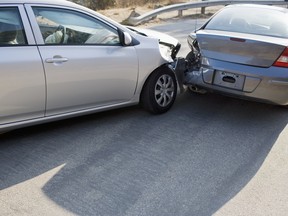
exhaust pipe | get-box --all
[188,85,207,94]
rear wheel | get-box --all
[141,68,177,114]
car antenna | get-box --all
[194,6,198,32]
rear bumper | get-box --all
[185,58,288,105]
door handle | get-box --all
[45,55,68,64]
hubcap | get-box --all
[155,74,175,107]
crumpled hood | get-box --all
[126,26,181,59]
[128,27,179,46]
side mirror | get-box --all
[118,28,133,46]
[123,32,132,46]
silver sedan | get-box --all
[185,4,288,106]
[0,0,182,132]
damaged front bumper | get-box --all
[169,57,187,94]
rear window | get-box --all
[204,6,288,38]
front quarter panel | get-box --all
[132,35,170,98]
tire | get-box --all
[141,67,177,114]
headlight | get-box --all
[159,42,180,61]
[159,43,173,62]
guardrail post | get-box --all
[201,0,207,14]
[178,10,183,17]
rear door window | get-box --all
[0,7,27,45]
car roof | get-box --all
[226,4,288,13]
[0,0,76,7]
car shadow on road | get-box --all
[0,92,287,215]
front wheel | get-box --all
[141,68,177,114]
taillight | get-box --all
[273,47,288,67]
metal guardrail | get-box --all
[127,0,288,26]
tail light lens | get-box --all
[273,47,288,67]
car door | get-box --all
[26,5,138,116]
[0,5,45,125]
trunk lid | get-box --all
[196,30,288,67]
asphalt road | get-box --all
[1,19,288,216]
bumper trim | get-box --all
[269,80,288,86]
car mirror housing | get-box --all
[123,32,132,46]
[118,28,133,46]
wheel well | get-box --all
[140,64,174,99]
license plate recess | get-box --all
[213,70,245,90]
